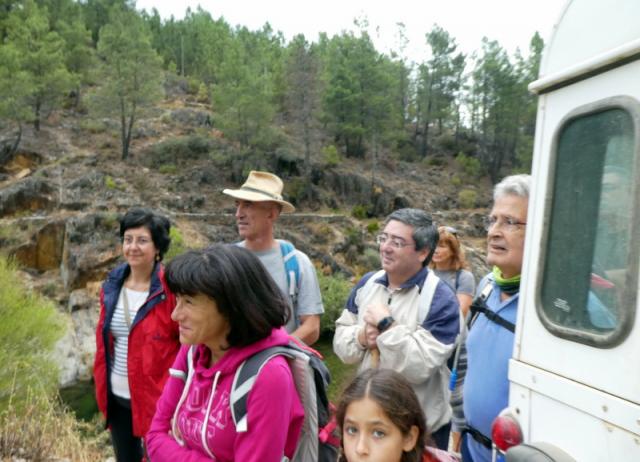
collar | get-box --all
[374,266,428,290]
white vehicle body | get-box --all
[507,0,640,460]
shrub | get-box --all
[455,152,483,178]
[104,175,117,190]
[165,227,188,261]
[358,247,380,273]
[0,257,66,410]
[366,221,380,234]
[79,119,106,134]
[0,389,108,461]
[351,204,368,219]
[148,135,213,166]
[321,145,341,167]
[451,175,462,187]
[196,83,210,103]
[158,164,177,175]
[423,156,446,167]
[186,77,201,95]
[317,270,352,336]
[458,189,478,209]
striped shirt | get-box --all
[110,288,148,399]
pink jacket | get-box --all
[146,328,304,462]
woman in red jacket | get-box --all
[94,208,180,461]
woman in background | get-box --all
[94,207,180,461]
[430,226,475,318]
[337,368,459,462]
[430,226,476,454]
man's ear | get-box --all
[417,246,430,264]
[269,203,282,220]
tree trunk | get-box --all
[120,97,128,160]
[34,101,41,131]
[0,124,22,166]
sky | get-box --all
[135,0,565,63]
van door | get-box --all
[509,12,640,461]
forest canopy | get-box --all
[0,0,543,180]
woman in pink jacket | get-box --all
[146,245,304,461]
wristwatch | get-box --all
[377,316,395,332]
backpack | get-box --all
[278,239,300,308]
[182,338,340,462]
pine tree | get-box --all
[4,0,74,131]
[92,5,164,160]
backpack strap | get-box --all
[361,269,439,327]
[230,345,294,432]
[417,269,440,325]
[278,240,300,308]
[468,277,515,333]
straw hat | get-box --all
[222,171,295,213]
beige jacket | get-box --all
[333,268,460,432]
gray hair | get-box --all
[493,174,531,201]
[385,208,439,266]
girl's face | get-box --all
[342,397,418,462]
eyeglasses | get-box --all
[375,234,414,249]
[484,216,527,232]
[442,226,459,238]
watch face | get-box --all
[378,316,393,332]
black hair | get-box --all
[164,245,290,347]
[119,208,171,261]
[385,208,439,266]
[336,368,428,462]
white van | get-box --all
[492,0,640,460]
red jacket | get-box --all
[94,262,180,437]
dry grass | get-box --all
[0,387,111,462]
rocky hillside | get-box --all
[0,87,493,386]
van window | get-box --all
[539,105,637,347]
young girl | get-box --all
[337,368,459,462]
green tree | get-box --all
[213,25,281,148]
[0,42,31,162]
[514,32,544,170]
[92,6,164,159]
[470,38,520,182]
[81,0,132,45]
[285,34,321,181]
[415,25,466,157]
[322,31,394,158]
[4,0,74,131]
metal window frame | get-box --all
[536,95,640,348]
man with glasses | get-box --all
[333,208,460,450]
[462,174,530,462]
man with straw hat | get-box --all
[333,208,460,450]
[223,170,324,345]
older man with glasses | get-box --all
[461,174,531,462]
[333,208,461,450]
